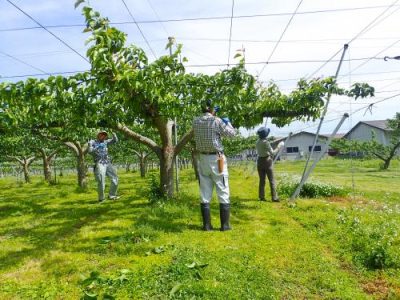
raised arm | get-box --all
[106,133,118,145]
[217,118,238,137]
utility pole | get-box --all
[168,36,179,193]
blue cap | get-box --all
[257,127,270,139]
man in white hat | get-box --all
[88,131,119,203]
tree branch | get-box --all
[115,123,161,156]
[132,149,141,158]
[48,149,58,160]
[6,155,23,165]
[144,151,153,159]
[27,156,36,166]
[371,151,386,161]
[175,129,194,156]
[65,142,79,156]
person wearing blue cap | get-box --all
[256,127,284,202]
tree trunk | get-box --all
[383,159,390,170]
[77,152,88,189]
[160,147,175,198]
[39,149,57,182]
[43,158,51,182]
[12,156,35,184]
[115,122,194,198]
[139,157,146,178]
[23,161,30,183]
[156,119,176,198]
[65,141,88,189]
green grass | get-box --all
[0,158,399,299]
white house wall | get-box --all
[281,133,327,160]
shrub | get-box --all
[337,209,400,269]
[277,176,348,198]
[147,174,166,204]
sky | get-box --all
[1,0,400,137]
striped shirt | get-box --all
[193,113,237,153]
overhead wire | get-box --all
[0,55,389,80]
[258,0,303,77]
[121,0,158,59]
[306,0,400,79]
[0,49,49,75]
[1,4,399,32]
[5,0,89,64]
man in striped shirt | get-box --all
[193,101,238,231]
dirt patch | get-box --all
[362,278,390,297]
[327,196,349,203]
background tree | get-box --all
[0,2,375,197]
[331,113,400,170]
[0,134,36,183]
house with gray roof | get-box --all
[344,120,391,145]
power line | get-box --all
[5,0,89,64]
[307,0,400,79]
[342,39,400,76]
[175,36,400,44]
[146,0,169,36]
[227,0,235,67]
[0,70,87,80]
[349,92,400,116]
[1,4,400,33]
[121,0,157,59]
[0,49,49,75]
[271,69,400,84]
[258,0,303,77]
[0,56,387,79]
[186,56,382,68]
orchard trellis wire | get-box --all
[1,0,400,194]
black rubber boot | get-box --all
[219,203,232,231]
[200,203,213,231]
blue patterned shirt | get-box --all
[88,133,118,164]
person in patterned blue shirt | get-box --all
[88,131,119,203]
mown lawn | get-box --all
[0,158,399,299]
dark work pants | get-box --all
[257,156,278,201]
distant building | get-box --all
[276,131,341,160]
[344,120,391,145]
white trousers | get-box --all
[94,162,118,201]
[198,154,230,204]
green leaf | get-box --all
[153,246,164,254]
[186,262,196,269]
[169,283,183,297]
[83,291,98,300]
[74,0,85,9]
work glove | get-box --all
[278,141,285,149]
[221,117,231,125]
